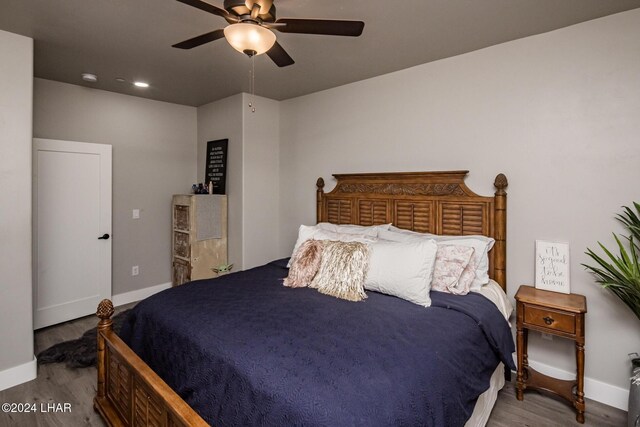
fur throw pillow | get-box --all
[284,239,325,288]
[311,241,370,302]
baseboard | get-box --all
[521,359,629,411]
[112,282,172,307]
[0,356,37,391]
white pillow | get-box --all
[387,225,428,237]
[379,228,494,292]
[288,225,377,267]
[365,239,438,307]
[317,222,389,236]
[379,227,431,241]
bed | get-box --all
[94,170,512,427]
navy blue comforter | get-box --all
[120,259,515,427]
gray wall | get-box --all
[241,94,280,269]
[197,94,280,271]
[0,30,34,375]
[33,79,197,295]
[279,9,640,406]
[197,94,244,270]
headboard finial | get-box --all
[494,173,508,194]
[316,177,325,191]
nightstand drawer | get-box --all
[524,306,575,334]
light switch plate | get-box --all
[132,209,140,219]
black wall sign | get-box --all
[205,139,228,194]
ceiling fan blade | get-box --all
[266,41,295,67]
[244,0,273,14]
[172,29,225,49]
[274,19,364,37]
[262,22,286,29]
[257,0,273,15]
[176,0,238,22]
[250,3,261,19]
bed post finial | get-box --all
[96,299,114,400]
[494,173,508,194]
[493,174,508,291]
[97,299,114,321]
[316,177,325,224]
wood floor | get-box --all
[0,306,627,427]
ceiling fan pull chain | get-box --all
[248,55,256,113]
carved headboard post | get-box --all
[316,177,325,223]
[493,174,508,291]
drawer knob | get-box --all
[543,316,554,325]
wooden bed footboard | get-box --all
[94,299,208,427]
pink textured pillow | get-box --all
[284,239,325,288]
[431,245,475,295]
[458,252,478,293]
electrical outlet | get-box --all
[132,265,139,276]
[132,209,140,219]
[541,332,553,341]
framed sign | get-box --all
[205,139,228,195]
[535,240,571,294]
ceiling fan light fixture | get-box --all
[223,22,276,56]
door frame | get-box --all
[32,138,112,329]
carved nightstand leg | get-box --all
[576,341,585,423]
[523,329,529,370]
[516,324,525,400]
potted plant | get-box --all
[583,202,640,427]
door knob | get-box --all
[98,233,110,240]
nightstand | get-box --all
[515,285,588,424]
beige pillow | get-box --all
[431,245,475,295]
[311,241,370,302]
[317,222,390,236]
[458,253,478,293]
[284,239,325,288]
[288,225,377,267]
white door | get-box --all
[33,138,112,329]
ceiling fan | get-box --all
[172,0,365,67]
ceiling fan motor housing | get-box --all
[224,0,276,22]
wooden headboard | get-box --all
[316,171,508,291]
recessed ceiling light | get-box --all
[82,73,98,83]
[115,77,126,83]
[134,81,149,88]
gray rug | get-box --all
[37,309,131,368]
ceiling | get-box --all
[1,0,639,107]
